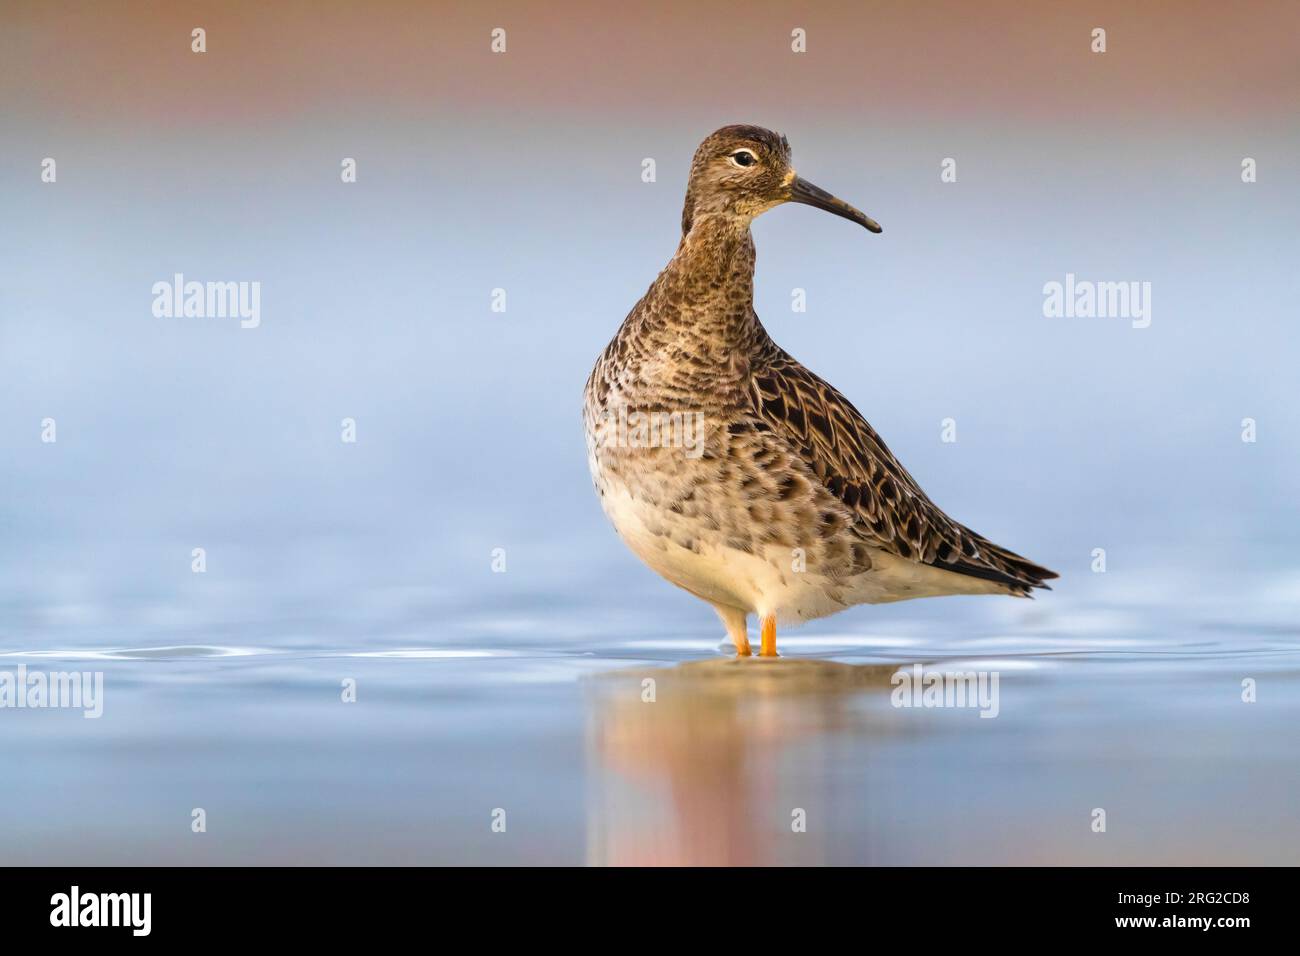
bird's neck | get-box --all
[673,213,755,285]
[642,215,762,361]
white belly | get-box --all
[597,481,1004,626]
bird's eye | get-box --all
[730,150,758,168]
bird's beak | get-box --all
[787,175,882,233]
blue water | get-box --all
[3,565,1298,865]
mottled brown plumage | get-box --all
[584,125,1056,655]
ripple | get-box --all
[342,649,516,659]
[0,645,272,660]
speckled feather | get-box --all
[584,125,1055,630]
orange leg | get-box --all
[759,615,778,657]
[713,604,751,656]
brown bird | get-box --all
[584,125,1056,658]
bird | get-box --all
[584,125,1056,658]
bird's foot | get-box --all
[713,604,752,656]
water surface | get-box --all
[4,575,1296,866]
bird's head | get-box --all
[680,125,882,237]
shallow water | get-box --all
[3,0,1298,870]
[4,575,1297,866]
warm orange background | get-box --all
[6,0,1297,127]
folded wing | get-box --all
[748,347,1058,594]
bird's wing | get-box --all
[748,347,1057,592]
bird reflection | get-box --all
[584,657,905,866]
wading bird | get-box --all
[584,125,1056,657]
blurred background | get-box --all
[1,1,1297,865]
